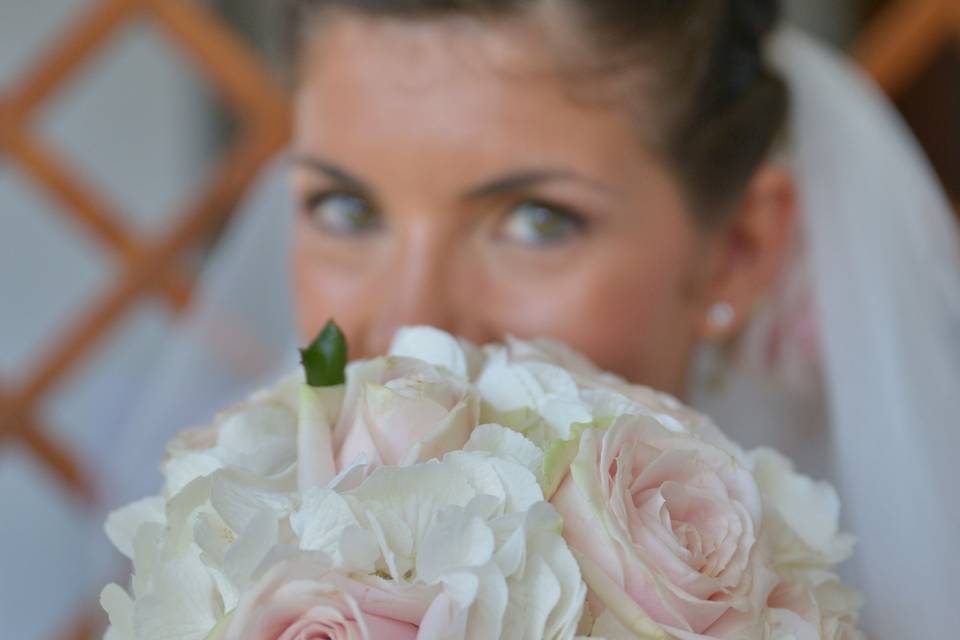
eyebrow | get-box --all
[464,170,616,201]
[290,154,615,201]
[289,154,371,194]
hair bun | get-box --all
[729,0,781,43]
[704,0,780,112]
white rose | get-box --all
[749,448,856,574]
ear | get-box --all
[697,164,797,340]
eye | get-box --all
[303,192,382,236]
[498,202,585,247]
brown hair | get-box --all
[281,0,787,222]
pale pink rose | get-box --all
[757,579,864,640]
[333,357,479,470]
[224,556,457,640]
[293,354,480,491]
[552,415,774,638]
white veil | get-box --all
[104,29,960,636]
[695,30,960,637]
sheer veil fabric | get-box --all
[697,30,960,636]
[106,30,960,635]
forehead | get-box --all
[294,14,656,181]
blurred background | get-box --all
[0,0,957,638]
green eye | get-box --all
[500,202,584,247]
[305,192,381,236]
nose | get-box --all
[361,231,459,357]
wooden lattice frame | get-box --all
[0,0,290,510]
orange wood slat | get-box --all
[1,412,97,504]
[57,616,103,640]
[2,0,139,124]
[0,130,288,442]
[7,132,137,253]
[854,0,954,96]
[0,393,92,503]
[54,569,133,640]
[5,129,193,308]
[55,599,106,640]
[17,427,96,504]
[145,0,290,125]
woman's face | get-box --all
[291,15,728,395]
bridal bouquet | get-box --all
[101,324,863,639]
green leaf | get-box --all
[300,319,348,387]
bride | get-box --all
[112,0,960,636]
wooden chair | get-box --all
[854,0,960,214]
[855,0,960,97]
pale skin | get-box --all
[291,13,795,397]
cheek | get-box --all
[479,235,701,392]
[291,225,377,348]
[589,268,697,390]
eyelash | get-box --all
[300,190,589,246]
[301,190,382,236]
[496,200,589,247]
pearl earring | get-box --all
[708,301,736,331]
